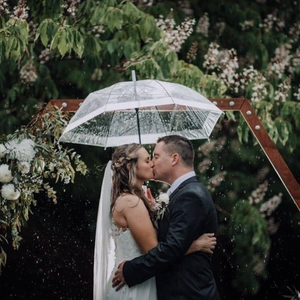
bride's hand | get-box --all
[189,233,216,255]
[146,188,156,209]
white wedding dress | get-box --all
[105,223,157,299]
[93,161,157,300]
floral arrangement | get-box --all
[0,106,87,270]
[154,192,170,220]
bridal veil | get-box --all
[93,161,115,299]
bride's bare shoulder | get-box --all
[115,193,140,210]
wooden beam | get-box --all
[211,98,300,211]
[46,98,300,211]
[45,99,84,112]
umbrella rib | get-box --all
[155,80,175,104]
[103,82,119,112]
[155,106,169,137]
[155,80,178,133]
[105,110,116,147]
[188,107,207,136]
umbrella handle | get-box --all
[135,108,141,144]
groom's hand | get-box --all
[112,261,127,291]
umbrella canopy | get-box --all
[59,77,223,147]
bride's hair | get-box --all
[111,144,154,222]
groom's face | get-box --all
[152,141,173,183]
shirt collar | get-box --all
[167,171,196,196]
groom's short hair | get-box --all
[157,135,194,167]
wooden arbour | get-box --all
[45,98,300,212]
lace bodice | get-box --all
[107,223,157,299]
[111,223,143,262]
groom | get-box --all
[113,135,220,299]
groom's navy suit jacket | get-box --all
[123,176,220,300]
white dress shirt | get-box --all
[167,171,196,196]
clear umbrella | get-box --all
[59,71,223,147]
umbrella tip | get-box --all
[131,70,136,83]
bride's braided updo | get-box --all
[111,144,154,222]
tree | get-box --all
[0,0,300,298]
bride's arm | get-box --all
[119,195,216,255]
[122,196,158,254]
[186,233,216,255]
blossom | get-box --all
[48,162,55,171]
[274,77,291,103]
[12,0,29,21]
[218,49,239,88]
[289,22,300,44]
[0,144,7,158]
[20,59,38,85]
[1,184,20,200]
[0,164,13,183]
[18,161,31,174]
[249,181,268,205]
[235,66,258,93]
[142,0,154,6]
[267,44,292,78]
[187,41,198,63]
[198,158,211,174]
[203,42,220,70]
[294,86,300,101]
[251,73,268,102]
[155,192,170,220]
[0,0,10,15]
[260,193,282,217]
[196,13,209,37]
[6,138,36,162]
[216,22,226,35]
[156,12,196,52]
[91,68,103,81]
[38,47,51,64]
[207,172,227,192]
[28,21,38,42]
[259,13,277,32]
[92,25,105,38]
[61,0,81,20]
[199,140,217,156]
[240,20,254,31]
[203,43,239,89]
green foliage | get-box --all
[229,200,270,294]
[0,19,29,63]
[35,19,58,47]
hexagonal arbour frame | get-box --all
[44,98,300,212]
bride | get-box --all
[94,143,216,300]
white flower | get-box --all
[18,161,31,174]
[158,193,169,205]
[1,183,20,200]
[0,164,13,183]
[155,192,170,220]
[0,144,7,158]
[156,14,195,52]
[20,59,38,84]
[196,13,209,37]
[6,138,36,162]
[48,163,55,171]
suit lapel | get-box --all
[169,176,198,202]
[158,176,199,237]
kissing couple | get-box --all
[94,135,220,300]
